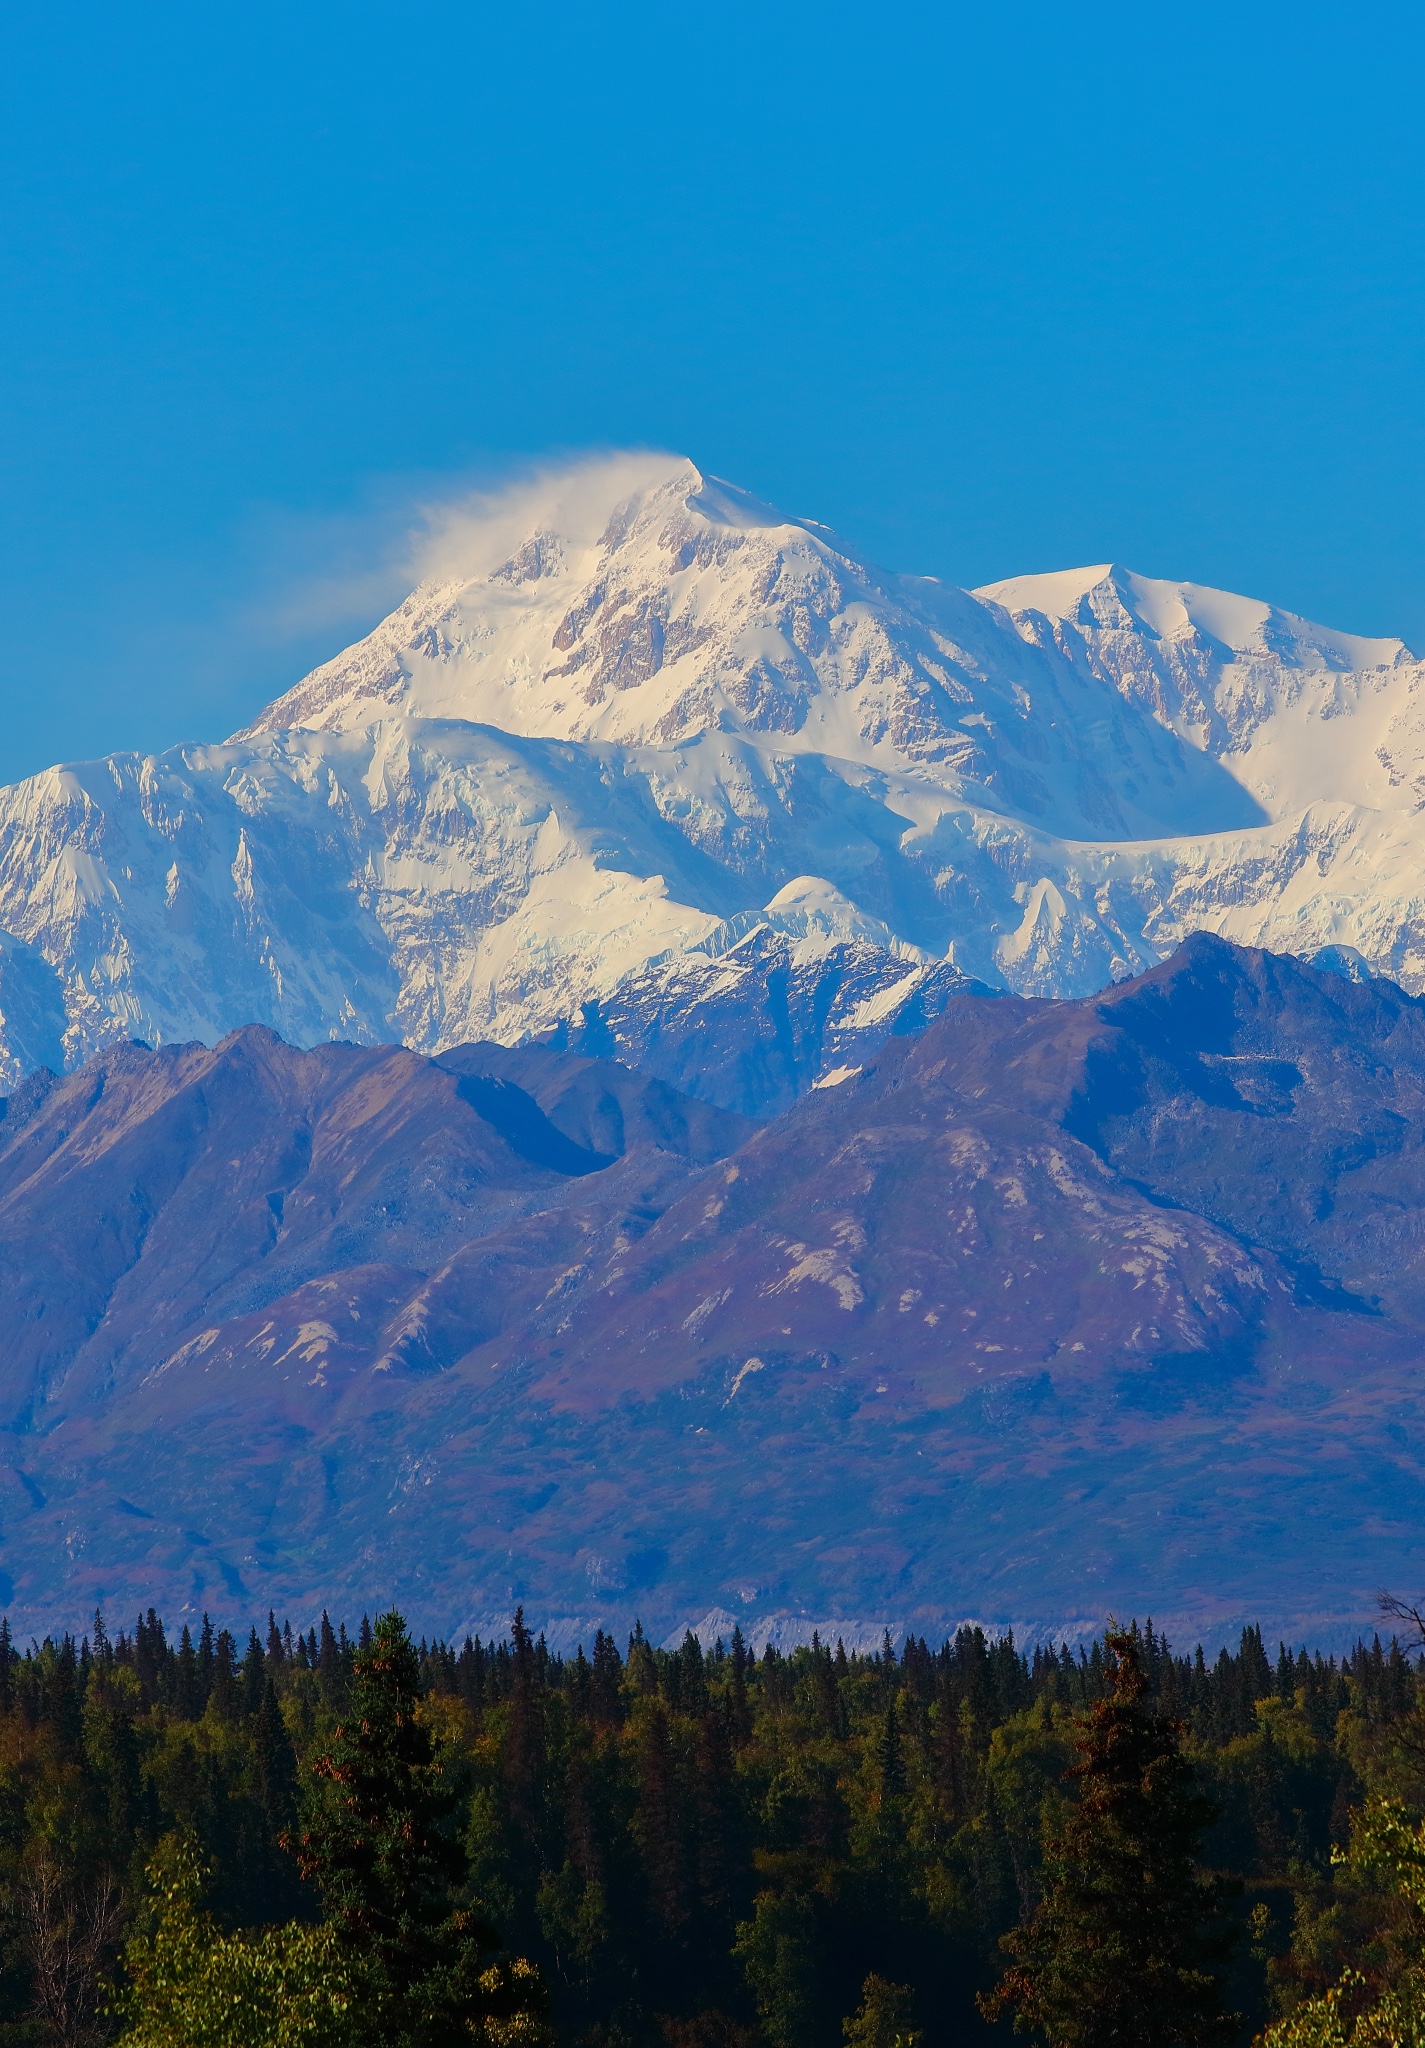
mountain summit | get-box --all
[0,453,1423,1104]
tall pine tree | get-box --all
[294,1609,548,2048]
[980,1628,1236,2048]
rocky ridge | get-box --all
[5,937,1425,1644]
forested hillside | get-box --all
[3,1604,1424,2044]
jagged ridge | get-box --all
[0,455,1422,1110]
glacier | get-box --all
[1,450,1422,1111]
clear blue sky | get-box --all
[1,1,1421,782]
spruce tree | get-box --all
[317,1611,342,1701]
[212,1629,238,1720]
[878,1699,905,1803]
[979,1628,1236,2048]
[241,1627,266,1717]
[693,1706,741,1936]
[506,1608,548,1847]
[590,1629,623,1725]
[294,1609,547,2048]
[197,1613,215,1708]
[174,1624,199,1720]
[254,1676,296,1808]
[634,1701,689,1939]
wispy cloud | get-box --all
[242,447,688,650]
[403,448,686,586]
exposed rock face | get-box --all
[4,938,1425,1644]
[0,456,1423,1108]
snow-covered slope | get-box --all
[0,453,1422,1107]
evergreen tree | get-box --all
[568,1644,592,1721]
[979,1628,1236,2048]
[197,1614,215,1708]
[317,1612,341,1701]
[878,1699,905,1804]
[242,1629,267,1718]
[135,1609,167,1707]
[634,1702,689,1940]
[294,1609,548,2048]
[589,1630,622,1726]
[212,1630,238,1721]
[44,1636,82,1754]
[693,1706,742,1936]
[175,1624,200,1720]
[253,1676,304,1914]
[505,1608,548,1850]
[1,1615,18,1715]
[86,1652,145,1849]
[931,1671,964,1830]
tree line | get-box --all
[1,1600,1424,2045]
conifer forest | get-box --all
[4,1603,1425,2046]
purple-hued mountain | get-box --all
[3,933,1424,1647]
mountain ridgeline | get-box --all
[2,934,1425,1640]
[1,454,1424,1112]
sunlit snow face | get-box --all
[2,452,1425,1095]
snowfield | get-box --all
[1,452,1421,1108]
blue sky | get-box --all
[0,1,1421,782]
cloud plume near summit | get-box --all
[0,452,1421,1106]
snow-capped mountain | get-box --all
[0,452,1421,1107]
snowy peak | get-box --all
[972,558,1425,824]
[5,453,1425,1103]
[238,453,1118,821]
[235,459,1337,846]
[237,464,1418,848]
[235,454,891,756]
[976,561,1411,671]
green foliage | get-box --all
[733,1890,818,2048]
[981,1629,1237,2048]
[535,1862,608,1977]
[1258,1969,1425,2047]
[115,1833,355,2047]
[843,1973,922,2048]
[295,1609,548,2048]
[0,1601,1420,2044]
[1260,1801,1425,2047]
